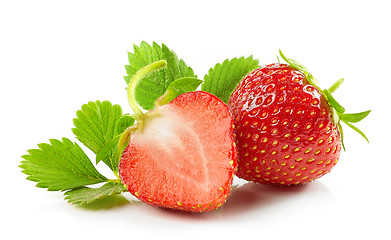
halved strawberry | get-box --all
[119,61,237,212]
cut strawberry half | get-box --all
[119,91,237,212]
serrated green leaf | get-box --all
[339,110,371,123]
[20,138,107,191]
[155,77,203,106]
[342,120,369,143]
[201,56,260,103]
[64,182,127,205]
[124,41,197,110]
[96,135,121,164]
[72,100,125,171]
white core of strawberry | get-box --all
[133,106,211,187]
[140,111,178,144]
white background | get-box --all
[1,0,390,239]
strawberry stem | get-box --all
[127,60,167,119]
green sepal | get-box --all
[279,49,309,72]
[332,108,340,125]
[304,72,320,89]
[279,50,320,88]
[155,77,203,107]
[337,122,346,151]
[323,89,346,114]
[328,78,344,94]
[339,110,371,123]
[341,120,370,143]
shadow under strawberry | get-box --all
[220,180,333,217]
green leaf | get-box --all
[342,120,370,143]
[96,135,121,164]
[339,110,371,123]
[323,89,346,114]
[124,41,197,110]
[72,100,125,171]
[20,138,108,191]
[64,182,127,205]
[155,77,203,106]
[201,56,260,103]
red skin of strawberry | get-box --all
[228,63,341,185]
[119,91,237,212]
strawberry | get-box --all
[119,61,237,212]
[228,51,369,185]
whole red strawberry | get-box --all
[228,51,369,185]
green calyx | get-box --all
[279,50,371,150]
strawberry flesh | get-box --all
[119,91,237,212]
